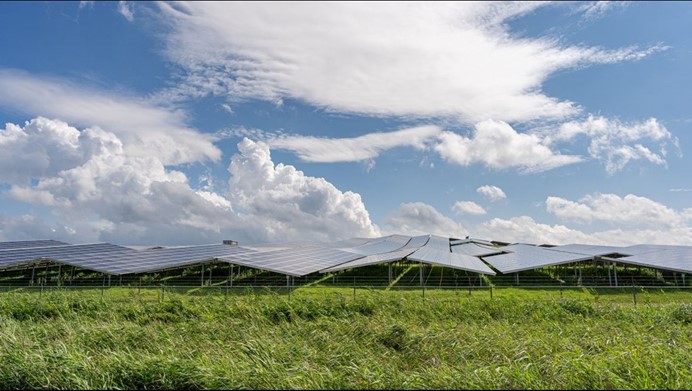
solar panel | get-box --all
[407,235,496,275]
[59,244,257,275]
[0,240,70,251]
[320,249,418,273]
[0,243,133,270]
[614,246,692,274]
[217,245,364,277]
[548,243,630,257]
[481,244,593,274]
[339,234,411,255]
[451,242,504,257]
[319,235,431,272]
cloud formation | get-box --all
[267,126,441,163]
[548,115,677,173]
[0,70,220,165]
[546,193,692,229]
[453,201,487,216]
[476,185,507,201]
[0,118,380,245]
[436,120,582,172]
[155,2,662,123]
[382,202,466,238]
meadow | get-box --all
[0,286,690,389]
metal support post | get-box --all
[419,262,424,287]
[388,263,392,284]
[57,264,62,287]
[201,264,205,287]
[515,273,519,285]
[613,261,618,287]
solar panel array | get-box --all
[1,236,691,277]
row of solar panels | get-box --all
[0,237,690,277]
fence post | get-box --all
[560,283,563,297]
[490,286,493,299]
[423,286,426,299]
[632,277,637,306]
[353,286,356,301]
[161,284,165,302]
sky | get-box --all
[0,1,691,246]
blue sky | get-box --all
[0,1,691,245]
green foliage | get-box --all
[0,288,690,389]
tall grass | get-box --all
[0,288,690,389]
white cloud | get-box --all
[548,115,677,173]
[118,1,134,22]
[435,120,582,172]
[154,2,663,123]
[477,215,692,246]
[546,193,690,228]
[577,1,629,21]
[476,185,507,201]
[0,119,382,245]
[0,70,220,165]
[228,138,381,242]
[453,201,487,216]
[670,188,692,192]
[382,202,466,238]
[267,126,442,163]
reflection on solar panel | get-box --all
[615,246,692,274]
[60,244,257,275]
[481,244,593,274]
[549,244,630,256]
[217,245,364,277]
[0,243,132,270]
[407,235,496,275]
[451,242,504,257]
[0,240,70,251]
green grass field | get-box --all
[0,287,690,389]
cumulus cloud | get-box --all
[453,201,487,216]
[382,202,466,238]
[228,138,380,242]
[154,2,662,123]
[548,115,677,173]
[267,126,442,163]
[0,119,381,245]
[1,118,232,244]
[435,120,582,172]
[477,185,507,201]
[546,193,691,228]
[0,70,220,165]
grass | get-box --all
[0,287,690,389]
